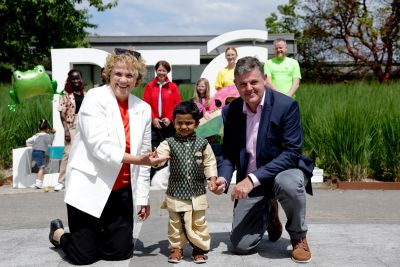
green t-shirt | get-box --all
[264,57,301,95]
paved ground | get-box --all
[1,183,400,266]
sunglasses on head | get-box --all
[114,48,141,59]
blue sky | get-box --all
[87,0,289,36]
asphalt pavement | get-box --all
[1,183,400,267]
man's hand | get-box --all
[209,177,227,195]
[231,177,254,201]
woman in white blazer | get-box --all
[49,48,169,265]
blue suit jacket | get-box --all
[218,88,314,196]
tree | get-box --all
[0,0,117,80]
[266,0,400,83]
[265,0,336,82]
[302,0,400,83]
[265,0,300,35]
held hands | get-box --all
[137,150,169,166]
[207,176,217,191]
[209,177,227,195]
[137,205,150,221]
[230,177,254,201]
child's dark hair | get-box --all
[38,119,50,131]
[173,101,202,123]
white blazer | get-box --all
[64,85,152,218]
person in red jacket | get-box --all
[143,60,181,178]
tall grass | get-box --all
[298,82,400,182]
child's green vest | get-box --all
[165,134,208,200]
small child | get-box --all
[155,101,217,264]
[193,78,212,120]
[26,119,55,189]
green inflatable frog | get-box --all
[9,65,57,108]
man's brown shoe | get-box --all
[267,200,283,242]
[168,248,183,263]
[291,237,312,263]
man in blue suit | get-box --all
[210,56,314,263]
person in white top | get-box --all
[26,119,55,189]
[48,48,170,265]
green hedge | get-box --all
[1,82,399,182]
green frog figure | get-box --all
[9,65,57,109]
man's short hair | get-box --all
[234,56,264,78]
[273,38,287,46]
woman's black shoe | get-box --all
[49,219,64,247]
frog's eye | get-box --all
[16,74,22,79]
[38,68,44,73]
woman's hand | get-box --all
[161,117,171,127]
[152,118,162,129]
[137,205,150,221]
[64,129,71,142]
[123,151,169,166]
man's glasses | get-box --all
[114,48,141,59]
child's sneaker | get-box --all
[32,179,43,189]
[192,248,207,264]
[168,248,183,263]
[54,182,64,191]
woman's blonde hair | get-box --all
[193,78,211,108]
[103,49,147,87]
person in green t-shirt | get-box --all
[264,38,301,98]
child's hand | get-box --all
[151,147,158,158]
[207,176,217,191]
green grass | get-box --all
[297,81,400,182]
[1,81,400,182]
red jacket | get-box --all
[143,77,181,121]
